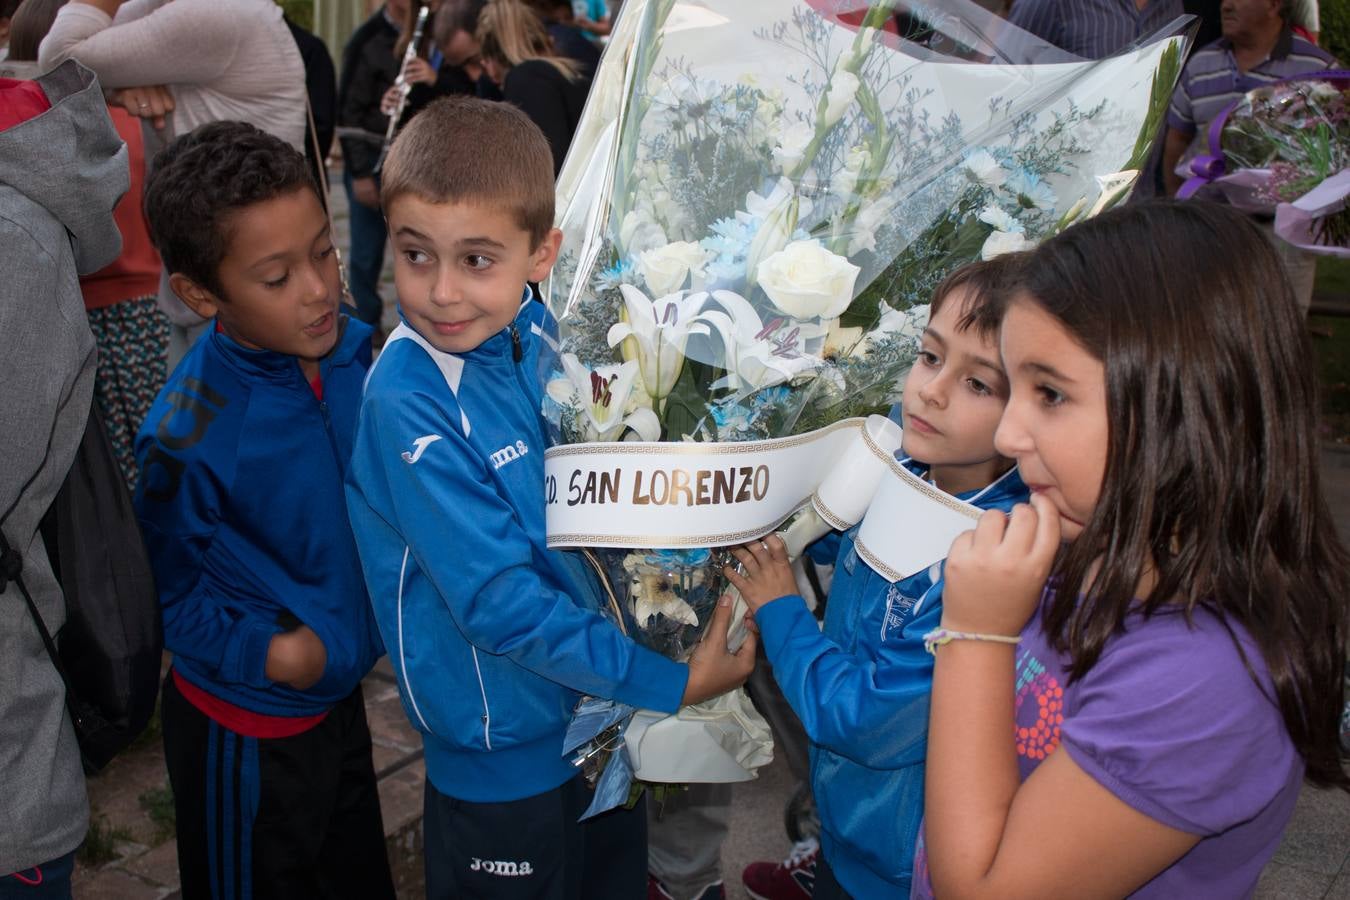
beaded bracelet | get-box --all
[922,627,1021,655]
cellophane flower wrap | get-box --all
[1198,74,1350,255]
[544,0,1188,812]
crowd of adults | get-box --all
[0,0,1340,897]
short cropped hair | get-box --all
[380,96,556,248]
[143,121,317,297]
[928,252,1025,340]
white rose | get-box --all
[980,230,1034,260]
[772,120,815,173]
[822,70,860,129]
[619,208,669,255]
[638,242,707,296]
[756,240,861,320]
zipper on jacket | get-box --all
[509,322,523,363]
[470,647,492,749]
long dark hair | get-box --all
[1017,200,1348,789]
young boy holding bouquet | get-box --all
[344,96,756,899]
[732,257,1028,900]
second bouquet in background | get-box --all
[543,0,1190,815]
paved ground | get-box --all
[65,174,1350,899]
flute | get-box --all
[374,3,431,174]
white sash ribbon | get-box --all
[546,414,984,582]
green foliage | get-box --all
[276,0,314,31]
[138,785,177,845]
[78,816,133,867]
[1126,39,1183,171]
[1321,1,1349,67]
[838,189,989,330]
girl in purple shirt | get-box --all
[912,201,1349,897]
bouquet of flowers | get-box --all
[1180,73,1350,255]
[543,0,1188,814]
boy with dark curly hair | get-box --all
[135,121,395,900]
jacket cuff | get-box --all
[754,594,815,663]
[624,648,689,714]
[222,619,285,688]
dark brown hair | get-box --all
[929,251,1025,341]
[433,0,488,47]
[1018,200,1348,789]
[144,121,318,298]
[380,95,555,248]
[7,0,67,62]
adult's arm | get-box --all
[39,0,238,90]
[339,40,391,178]
[1161,127,1191,196]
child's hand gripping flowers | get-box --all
[681,589,760,705]
[722,534,799,615]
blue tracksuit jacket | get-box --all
[757,462,1028,898]
[344,296,687,803]
[133,316,384,716]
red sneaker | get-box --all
[741,837,818,900]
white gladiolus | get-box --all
[822,70,860,129]
[830,146,871,198]
[757,241,861,321]
[846,196,894,255]
[772,120,815,173]
[1089,170,1140,216]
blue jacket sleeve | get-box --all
[755,593,940,769]
[135,445,282,689]
[359,389,688,714]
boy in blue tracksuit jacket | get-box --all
[134,123,394,900]
[343,97,755,899]
[729,257,1028,900]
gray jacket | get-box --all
[0,60,127,874]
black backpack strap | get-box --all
[0,526,86,734]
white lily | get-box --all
[546,355,661,442]
[623,556,702,628]
[696,290,827,392]
[607,284,712,401]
